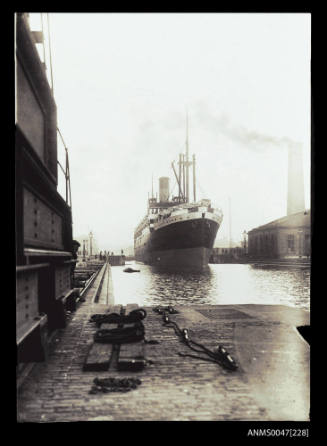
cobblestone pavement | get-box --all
[17,290,310,422]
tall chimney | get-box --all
[159,177,169,202]
[287,142,305,215]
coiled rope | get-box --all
[89,377,142,394]
[90,308,159,345]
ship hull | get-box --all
[145,246,212,270]
[135,218,219,270]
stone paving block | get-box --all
[17,299,309,422]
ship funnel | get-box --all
[159,177,170,202]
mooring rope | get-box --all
[153,306,179,315]
[159,309,238,371]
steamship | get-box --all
[134,124,223,270]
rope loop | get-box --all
[90,308,147,326]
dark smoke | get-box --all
[194,106,301,150]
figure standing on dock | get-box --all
[71,240,81,283]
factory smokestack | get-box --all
[159,177,169,202]
[287,142,305,216]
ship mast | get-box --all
[186,112,189,203]
[185,112,196,203]
[193,154,196,202]
[173,112,196,204]
[182,154,186,200]
[172,161,183,200]
[178,153,182,199]
[152,174,154,199]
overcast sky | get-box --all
[29,12,311,252]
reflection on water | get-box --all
[110,262,310,310]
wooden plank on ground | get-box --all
[118,341,145,371]
[118,341,145,360]
[83,323,118,372]
[117,303,145,371]
[84,304,143,371]
[84,307,121,371]
[83,343,114,371]
[84,305,130,371]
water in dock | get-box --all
[111,262,310,310]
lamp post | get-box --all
[82,240,86,261]
[243,230,247,254]
[89,231,93,258]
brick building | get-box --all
[248,210,310,259]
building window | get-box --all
[287,234,295,251]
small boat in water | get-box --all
[123,267,140,273]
